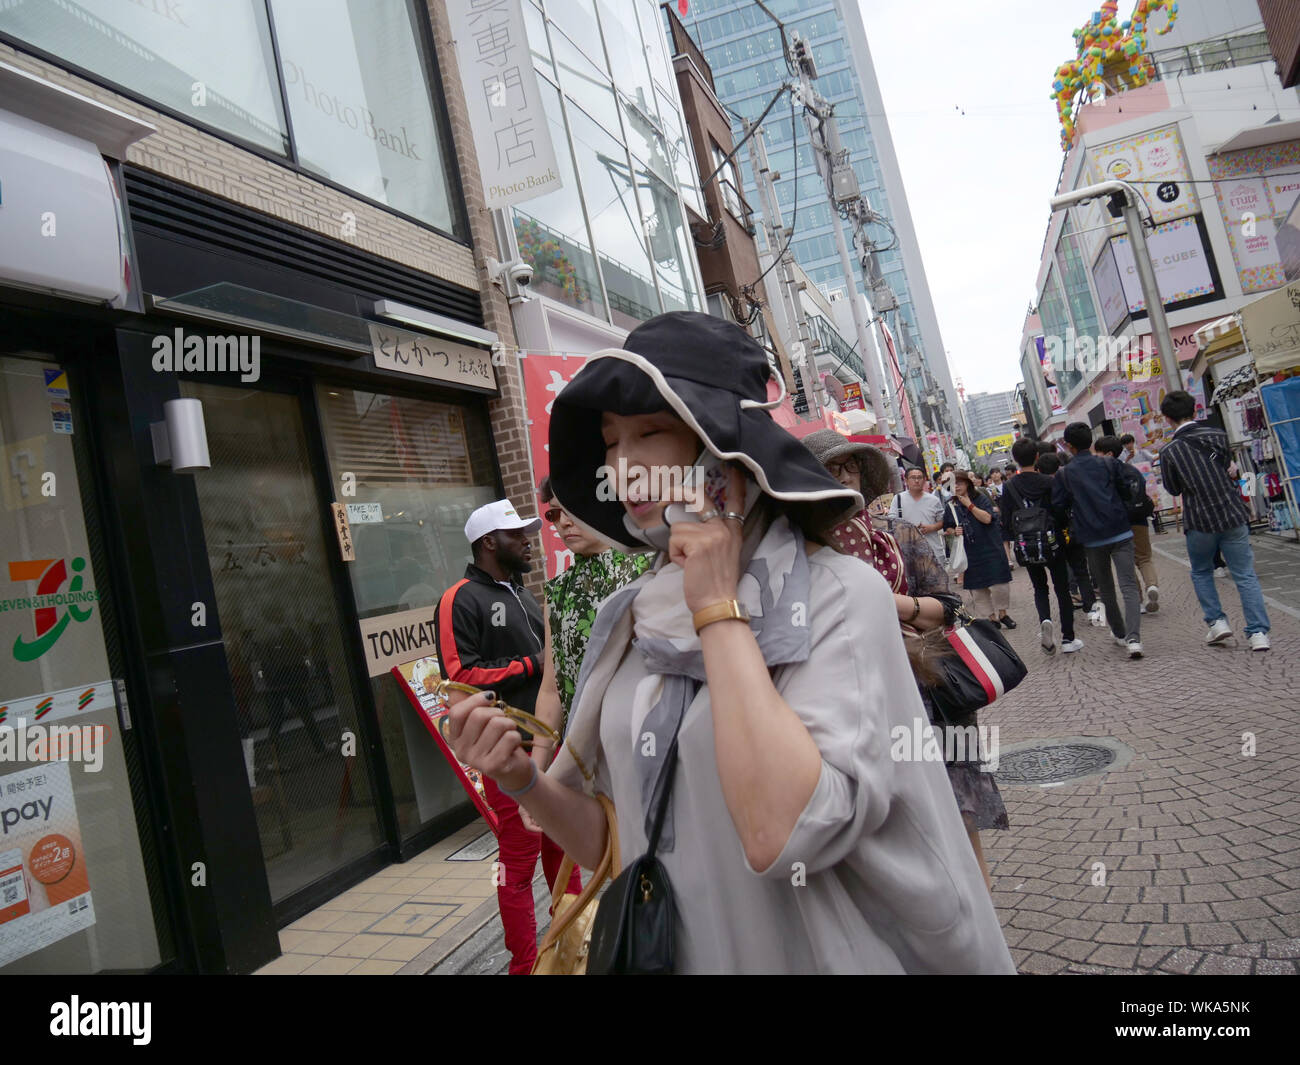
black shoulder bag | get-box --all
[586,712,683,975]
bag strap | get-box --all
[645,698,690,858]
[532,793,620,970]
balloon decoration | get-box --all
[1051,0,1179,151]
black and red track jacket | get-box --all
[434,563,545,714]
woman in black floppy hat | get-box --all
[444,312,1013,974]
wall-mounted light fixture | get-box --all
[151,398,210,472]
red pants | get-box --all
[484,776,582,974]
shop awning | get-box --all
[1240,282,1300,375]
[1190,314,1243,379]
[1211,118,1300,155]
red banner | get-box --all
[521,353,590,579]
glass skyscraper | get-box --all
[682,0,962,432]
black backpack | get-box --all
[1006,480,1062,566]
[1114,460,1155,523]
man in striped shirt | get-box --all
[1157,391,1270,651]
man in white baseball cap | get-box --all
[433,498,579,973]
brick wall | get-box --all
[424,0,543,599]
[1260,0,1300,88]
[0,42,477,290]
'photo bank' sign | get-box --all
[449,0,561,209]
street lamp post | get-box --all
[1049,181,1183,398]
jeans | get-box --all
[483,776,583,974]
[1026,555,1076,641]
[1065,543,1096,611]
[1085,538,1141,643]
[1185,525,1271,635]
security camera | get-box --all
[486,257,533,304]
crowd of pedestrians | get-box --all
[427,310,1275,974]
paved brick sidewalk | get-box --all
[980,554,1300,975]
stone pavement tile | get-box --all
[1137,946,1173,969]
[1151,869,1189,885]
[1166,902,1214,923]
[1019,930,1066,952]
[328,934,395,959]
[1088,943,1139,968]
[1124,904,1165,923]
[1096,923,1144,945]
[253,952,316,975]
[1196,954,1252,975]
[1009,910,1057,931]
[1271,913,1300,936]
[1255,959,1300,974]
[348,959,406,975]
[1185,865,1239,884]
[1139,886,1183,904]
[1264,937,1300,958]
[1053,939,1098,963]
[1226,875,1289,898]
[301,955,362,975]
[1264,887,1300,913]
[1182,883,1235,903]
[1016,952,1071,975]
[1158,948,1207,973]
[1212,898,1283,921]
[1185,922,1245,945]
[1047,899,1090,918]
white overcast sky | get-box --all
[860,0,1077,397]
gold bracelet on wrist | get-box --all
[692,599,751,634]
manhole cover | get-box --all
[996,742,1117,785]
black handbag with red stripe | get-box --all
[924,607,1028,724]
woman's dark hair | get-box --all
[1119,434,1136,448]
[537,475,553,501]
[1037,453,1061,475]
[1094,435,1122,457]
[1160,390,1197,422]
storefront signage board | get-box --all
[358,607,438,679]
[369,323,497,391]
[1240,282,1300,375]
[447,0,561,210]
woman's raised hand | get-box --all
[442,688,534,792]
[669,463,747,615]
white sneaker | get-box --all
[1140,603,1147,614]
[1205,618,1233,646]
[1089,604,1107,628]
[1144,586,1159,613]
[1040,619,1055,653]
[1113,634,1128,648]
[1215,567,1229,579]
[1127,640,1144,659]
[1061,638,1084,653]
[1248,632,1270,652]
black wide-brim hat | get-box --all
[548,312,862,551]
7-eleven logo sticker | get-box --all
[5,557,99,662]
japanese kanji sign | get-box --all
[448,0,561,209]
[368,323,497,391]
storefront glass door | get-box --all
[0,355,167,973]
[180,382,383,904]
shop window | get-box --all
[511,81,607,321]
[269,0,461,234]
[522,0,556,86]
[180,382,383,904]
[658,87,705,219]
[637,160,700,314]
[550,24,621,141]
[315,386,498,838]
[568,105,659,328]
[0,356,167,973]
[0,0,289,154]
[546,0,608,76]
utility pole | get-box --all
[1049,180,1182,397]
[787,32,890,430]
[744,114,824,417]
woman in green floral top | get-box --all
[537,478,651,738]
